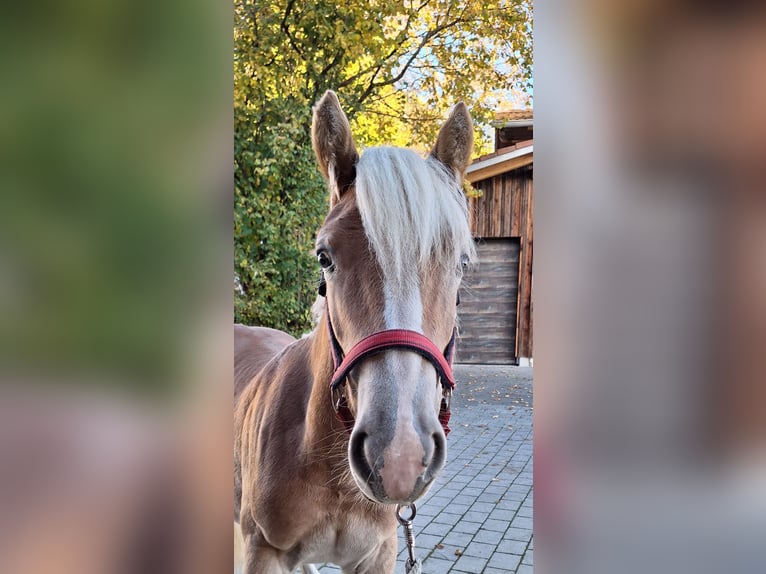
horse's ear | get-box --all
[312,91,359,206]
[430,102,474,181]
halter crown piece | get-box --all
[319,278,456,435]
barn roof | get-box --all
[466,139,533,184]
[493,109,533,127]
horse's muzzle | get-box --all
[348,425,446,504]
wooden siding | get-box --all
[515,169,533,359]
[465,165,533,360]
[468,166,532,239]
[456,239,520,364]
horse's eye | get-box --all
[317,251,333,269]
[460,254,470,269]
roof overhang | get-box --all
[466,144,533,183]
[493,119,534,129]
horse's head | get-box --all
[311,91,475,505]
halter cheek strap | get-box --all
[325,303,456,435]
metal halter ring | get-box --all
[396,503,417,524]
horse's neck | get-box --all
[303,316,348,458]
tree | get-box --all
[234,0,532,334]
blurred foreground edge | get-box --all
[535,2,766,574]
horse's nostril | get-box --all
[349,431,375,480]
[430,431,446,470]
[349,430,366,459]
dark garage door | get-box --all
[456,238,520,364]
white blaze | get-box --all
[379,280,430,500]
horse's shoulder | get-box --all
[249,334,312,392]
[234,335,314,447]
[234,334,308,521]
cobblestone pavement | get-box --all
[236,365,533,574]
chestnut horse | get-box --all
[234,91,475,573]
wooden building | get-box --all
[457,111,533,365]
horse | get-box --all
[234,90,475,573]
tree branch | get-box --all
[280,0,304,57]
[358,16,465,104]
[309,49,345,105]
[336,0,432,90]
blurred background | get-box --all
[535,1,766,573]
[0,0,233,572]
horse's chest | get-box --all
[250,477,397,565]
[297,509,396,566]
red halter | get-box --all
[325,303,456,436]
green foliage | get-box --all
[234,100,326,334]
[234,0,532,334]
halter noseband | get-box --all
[322,299,456,436]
